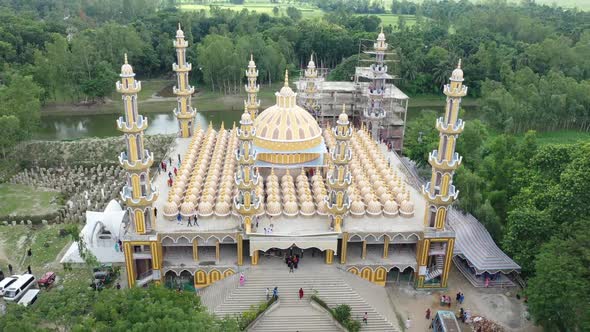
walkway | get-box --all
[199,260,400,331]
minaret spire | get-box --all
[284,69,289,87]
[116,56,158,236]
[416,62,467,289]
[172,23,197,138]
[299,52,323,119]
[326,104,352,234]
[245,54,260,120]
[363,28,389,141]
[234,106,261,236]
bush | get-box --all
[334,304,352,323]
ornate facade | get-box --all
[118,28,502,291]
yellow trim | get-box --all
[237,234,243,266]
[192,238,199,261]
[383,236,389,258]
[325,249,334,264]
[209,269,221,284]
[441,238,455,288]
[251,250,259,265]
[131,174,140,199]
[340,233,348,264]
[254,135,322,152]
[360,267,372,281]
[123,242,135,287]
[128,136,138,162]
[134,210,145,234]
[361,240,367,260]
[215,240,220,262]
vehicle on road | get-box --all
[3,274,36,302]
[38,271,56,288]
[18,289,40,307]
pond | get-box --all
[36,105,479,141]
[36,110,242,140]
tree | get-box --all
[0,75,43,140]
[402,110,439,167]
[526,219,590,331]
[502,205,555,276]
[286,6,302,21]
[0,115,20,158]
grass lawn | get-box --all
[0,184,62,217]
[0,224,72,273]
[526,130,590,145]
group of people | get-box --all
[440,294,453,307]
[264,286,279,300]
[286,254,300,273]
[176,213,199,227]
[162,155,181,187]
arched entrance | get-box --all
[164,270,195,292]
[387,266,415,286]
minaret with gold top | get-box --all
[172,24,197,138]
[245,54,260,120]
[116,54,158,235]
[234,106,261,239]
[325,105,353,263]
[416,60,466,288]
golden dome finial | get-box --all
[178,22,181,30]
[124,53,128,64]
[284,69,289,87]
[220,121,225,130]
[342,104,346,114]
[209,120,213,128]
[251,53,254,62]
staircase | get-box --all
[200,264,399,331]
[425,255,444,281]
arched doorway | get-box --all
[387,266,415,286]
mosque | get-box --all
[118,26,520,290]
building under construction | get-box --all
[296,28,409,154]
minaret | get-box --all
[234,107,261,237]
[301,54,322,118]
[172,24,197,138]
[116,54,158,234]
[423,59,465,229]
[245,54,260,120]
[416,60,466,288]
[326,105,353,235]
[363,27,388,141]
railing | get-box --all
[136,269,153,286]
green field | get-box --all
[180,3,324,19]
[0,184,62,217]
[180,2,416,26]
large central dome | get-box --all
[253,70,325,166]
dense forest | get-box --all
[0,0,589,330]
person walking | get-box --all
[194,215,199,227]
[118,240,123,252]
[173,167,178,177]
[154,207,158,218]
[116,282,121,290]
[459,292,465,304]
[273,286,278,300]
[169,157,172,166]
[187,216,192,227]
[266,287,270,301]
[288,261,294,273]
[27,248,32,257]
[27,265,32,274]
[176,213,182,225]
[239,272,245,287]
[425,308,431,320]
[178,154,181,164]
[8,264,13,275]
[298,287,304,300]
[363,312,368,325]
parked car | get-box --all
[0,277,17,296]
[18,289,40,307]
[38,271,56,288]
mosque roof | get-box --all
[254,70,322,151]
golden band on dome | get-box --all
[254,135,323,152]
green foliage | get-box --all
[333,304,352,323]
[0,284,239,331]
[402,110,439,167]
[237,296,277,330]
[526,219,590,331]
[286,6,302,21]
[0,75,43,151]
